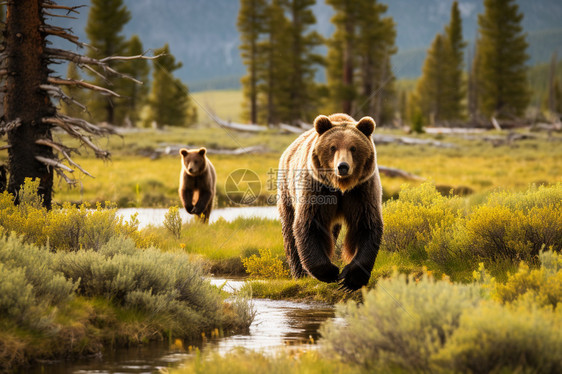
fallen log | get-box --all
[378,166,424,181]
[373,134,456,148]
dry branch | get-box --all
[42,11,78,20]
[42,116,111,158]
[35,155,73,173]
[40,84,87,112]
[41,3,85,15]
[46,48,144,85]
[47,77,121,97]
[41,25,91,49]
[36,138,93,177]
[0,118,22,135]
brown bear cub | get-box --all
[277,113,383,291]
[178,147,216,223]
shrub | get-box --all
[433,301,562,373]
[427,183,562,266]
[382,182,463,259]
[0,235,77,307]
[494,249,562,309]
[320,270,482,371]
[55,236,222,318]
[241,248,289,279]
[321,266,562,373]
[0,181,140,251]
[164,206,183,239]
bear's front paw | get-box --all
[308,263,340,283]
[338,263,371,292]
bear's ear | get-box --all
[198,147,207,156]
[314,115,333,135]
[179,148,188,157]
[356,116,376,137]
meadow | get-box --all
[1,93,562,371]
[35,121,562,209]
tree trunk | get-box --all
[5,0,56,208]
[548,52,557,116]
[342,15,354,115]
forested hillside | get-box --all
[52,0,562,90]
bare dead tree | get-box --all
[0,0,160,208]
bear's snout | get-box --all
[337,162,350,176]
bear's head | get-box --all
[311,114,376,192]
[179,147,208,177]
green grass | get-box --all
[35,125,562,208]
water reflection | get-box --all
[208,299,335,354]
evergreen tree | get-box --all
[120,35,150,127]
[238,0,267,124]
[257,0,291,125]
[413,1,466,124]
[355,2,396,123]
[143,44,195,128]
[413,34,448,124]
[326,0,361,114]
[326,0,396,121]
[475,0,530,118]
[282,0,323,124]
[85,0,131,125]
[442,1,466,120]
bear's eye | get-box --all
[350,146,356,152]
[330,145,337,153]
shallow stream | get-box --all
[25,278,335,374]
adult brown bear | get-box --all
[178,147,216,223]
[277,113,383,291]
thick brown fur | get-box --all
[178,147,216,223]
[277,113,383,291]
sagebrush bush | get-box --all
[433,300,562,373]
[427,183,562,266]
[320,266,562,373]
[0,235,77,307]
[492,250,562,309]
[242,248,289,279]
[54,236,223,326]
[0,180,140,251]
[320,270,482,371]
[382,182,463,259]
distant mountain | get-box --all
[52,0,562,91]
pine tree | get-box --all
[326,0,361,114]
[413,1,466,124]
[326,0,396,120]
[475,0,530,118]
[85,0,131,125]
[120,35,150,127]
[355,2,396,123]
[413,34,448,124]
[257,0,291,125]
[442,1,466,120]
[282,0,323,124]
[143,44,195,128]
[238,0,267,124]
